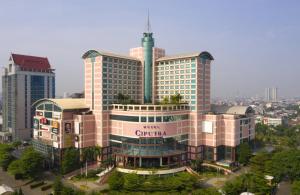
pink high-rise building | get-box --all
[32,29,254,168]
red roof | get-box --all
[11,53,51,70]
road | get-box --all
[276,181,291,195]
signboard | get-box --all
[33,119,39,129]
[33,130,38,136]
[52,121,59,129]
[64,122,72,134]
[202,121,213,133]
[135,126,166,137]
[52,128,59,134]
[64,134,73,147]
[36,111,43,116]
[52,134,58,141]
[53,112,61,119]
[110,122,185,138]
[40,125,49,131]
[53,142,58,148]
[40,118,48,125]
[135,130,166,137]
[74,122,80,134]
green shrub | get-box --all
[24,178,36,185]
[108,171,124,190]
[107,171,198,193]
[41,184,52,191]
[30,181,45,189]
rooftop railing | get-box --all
[109,103,190,112]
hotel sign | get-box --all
[135,126,166,137]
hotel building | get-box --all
[1,54,55,142]
[32,29,254,168]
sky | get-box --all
[0,0,299,98]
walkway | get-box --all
[116,166,186,175]
[0,169,53,195]
[202,163,233,174]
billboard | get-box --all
[52,128,59,134]
[53,112,61,119]
[64,122,72,134]
[52,121,59,129]
[202,121,213,133]
[64,134,74,147]
[33,119,39,129]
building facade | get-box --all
[265,87,278,102]
[1,54,55,141]
[32,30,254,168]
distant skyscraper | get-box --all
[272,87,278,102]
[1,53,55,141]
[265,87,278,102]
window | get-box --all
[141,117,147,122]
[44,112,52,118]
[156,116,162,122]
[148,116,155,122]
[44,104,52,111]
[110,115,139,122]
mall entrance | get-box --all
[115,154,187,168]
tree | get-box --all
[161,96,169,104]
[292,180,300,195]
[223,173,271,195]
[61,147,80,174]
[0,151,14,171]
[192,188,221,195]
[170,93,183,104]
[267,149,300,182]
[8,160,23,176]
[116,93,132,104]
[12,188,24,195]
[237,142,252,165]
[53,176,64,195]
[249,151,272,175]
[93,146,101,162]
[190,158,203,172]
[12,141,22,150]
[82,147,94,162]
[82,146,101,163]
[0,144,14,171]
[108,171,124,190]
[8,147,44,178]
[21,147,44,178]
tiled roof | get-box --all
[11,53,51,70]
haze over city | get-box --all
[0,0,299,98]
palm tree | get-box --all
[161,96,169,105]
[82,147,94,162]
[93,146,101,162]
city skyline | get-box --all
[0,0,299,98]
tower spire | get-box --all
[146,9,151,33]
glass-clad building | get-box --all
[1,54,55,142]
